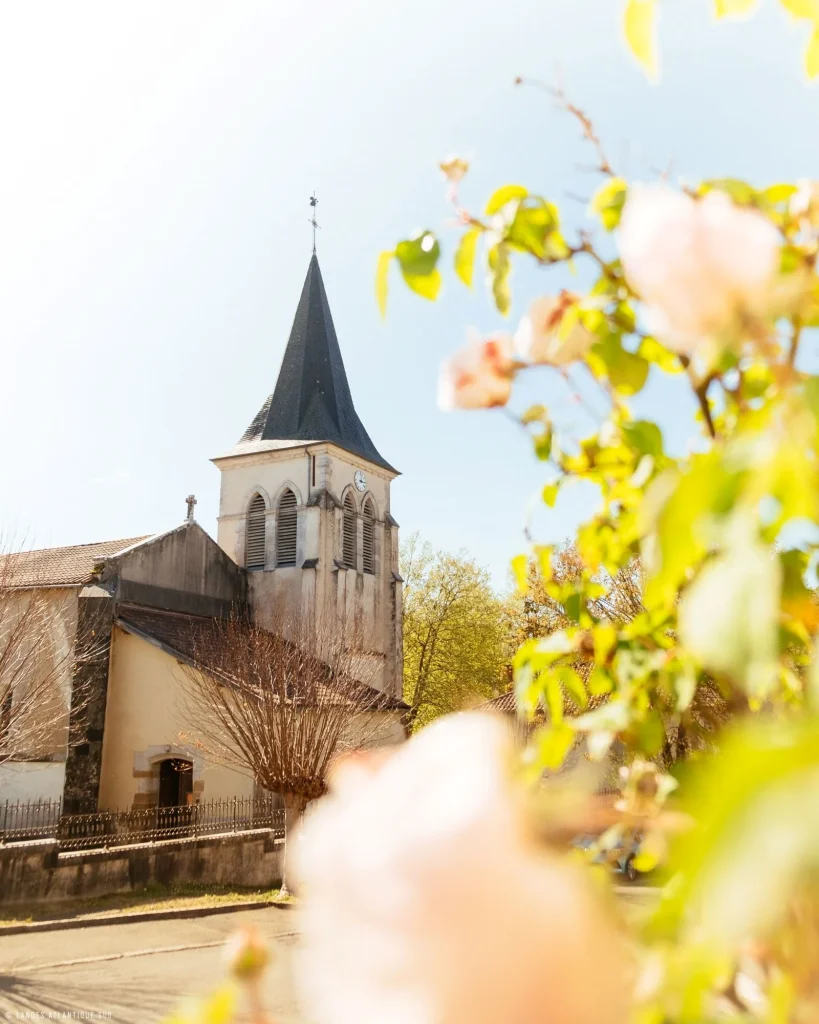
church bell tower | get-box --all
[211,251,402,697]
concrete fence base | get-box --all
[0,828,284,904]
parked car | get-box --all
[572,833,643,882]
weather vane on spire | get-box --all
[309,192,320,253]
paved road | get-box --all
[0,907,304,1023]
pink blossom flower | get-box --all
[437,330,515,410]
[514,292,595,366]
[790,179,819,230]
[619,185,780,355]
[293,713,631,1024]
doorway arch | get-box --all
[157,757,193,808]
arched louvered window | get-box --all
[362,499,375,575]
[343,491,357,569]
[276,489,298,567]
[245,494,266,570]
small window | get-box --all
[362,499,375,574]
[277,489,298,566]
[343,492,357,569]
[245,494,266,570]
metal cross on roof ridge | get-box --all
[309,191,320,253]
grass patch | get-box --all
[0,882,285,926]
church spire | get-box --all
[238,254,396,473]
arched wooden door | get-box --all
[158,757,193,808]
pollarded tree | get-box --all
[402,533,509,731]
[176,609,400,895]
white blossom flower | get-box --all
[437,330,515,410]
[619,185,781,355]
[293,713,631,1024]
[790,179,819,230]
[514,292,595,366]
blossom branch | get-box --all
[513,77,615,178]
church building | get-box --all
[0,253,406,811]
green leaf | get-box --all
[557,665,588,710]
[638,711,666,755]
[641,453,736,610]
[375,250,393,318]
[700,177,756,204]
[395,231,440,277]
[394,232,442,303]
[623,0,659,81]
[533,427,553,461]
[675,663,697,712]
[637,335,684,374]
[402,270,442,301]
[593,622,618,665]
[715,0,759,16]
[779,0,819,19]
[521,403,548,425]
[657,717,819,947]
[485,184,528,215]
[678,517,782,699]
[488,243,512,315]
[763,183,798,204]
[506,197,563,261]
[511,554,529,593]
[544,672,565,723]
[536,722,576,770]
[454,227,481,288]
[806,25,819,77]
[632,829,666,872]
[542,482,560,507]
[623,420,664,459]
[590,333,650,395]
[590,177,628,231]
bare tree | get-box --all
[176,609,401,894]
[0,538,89,770]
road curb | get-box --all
[0,898,296,936]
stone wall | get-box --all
[0,829,283,904]
[62,588,115,813]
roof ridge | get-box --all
[3,535,149,559]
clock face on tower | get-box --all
[354,470,367,492]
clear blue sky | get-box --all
[1,0,817,586]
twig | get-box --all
[692,374,717,439]
[514,77,615,178]
[788,314,803,370]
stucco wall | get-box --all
[98,629,254,810]
[213,442,401,695]
[0,761,66,802]
[342,711,408,750]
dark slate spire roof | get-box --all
[239,254,396,473]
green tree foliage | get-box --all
[401,534,509,731]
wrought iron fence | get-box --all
[0,796,285,849]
